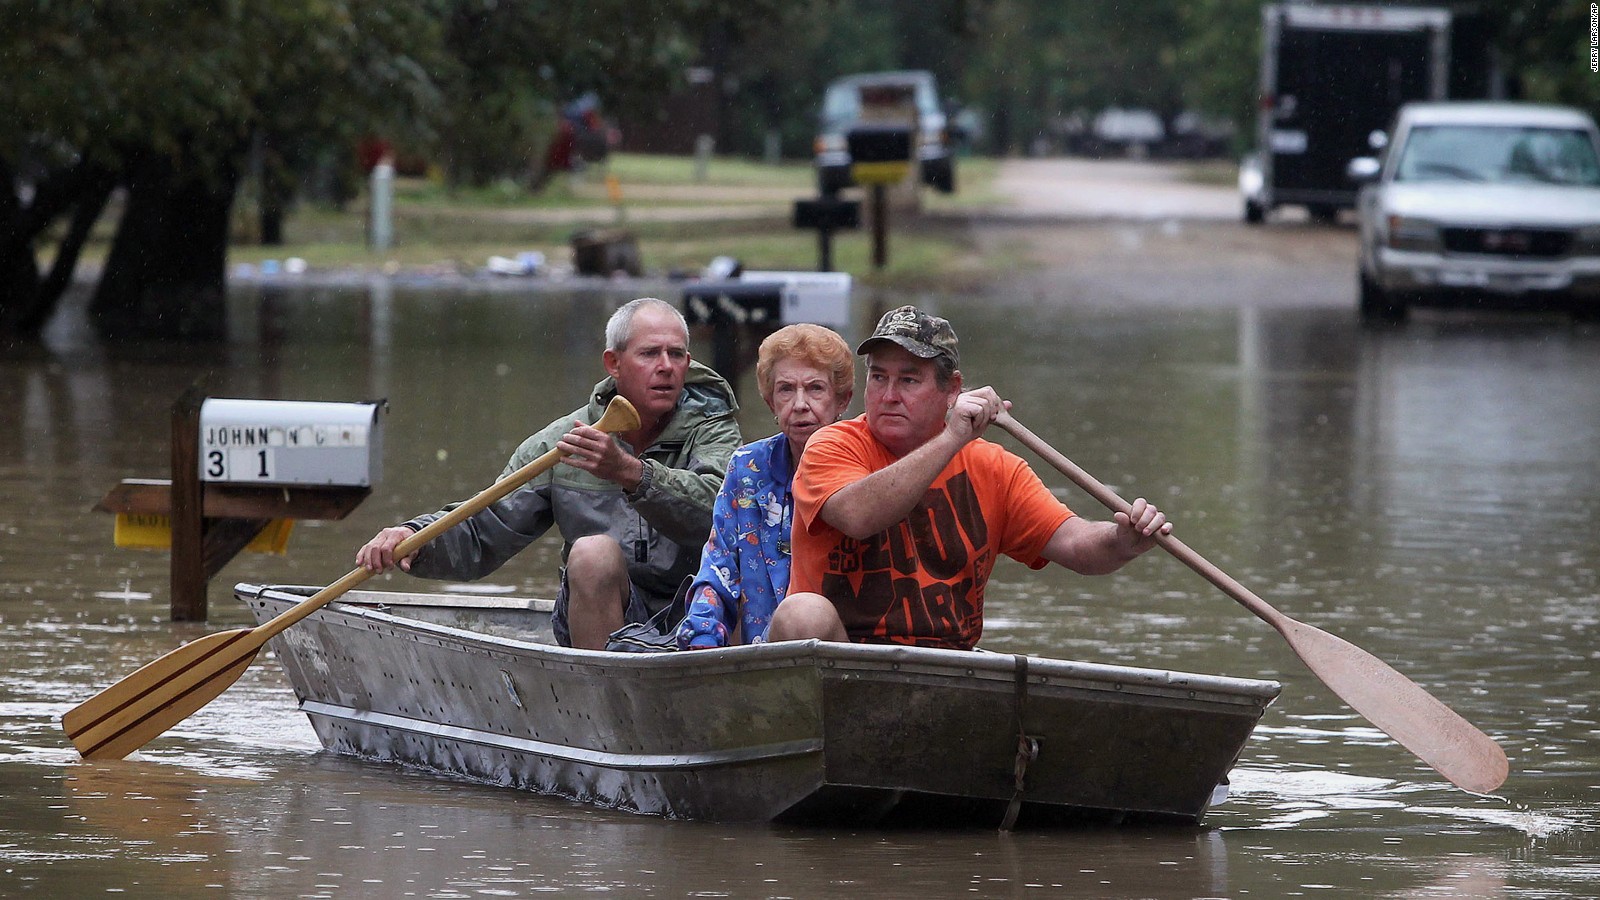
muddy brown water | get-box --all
[2,268,1596,897]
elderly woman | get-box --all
[676,323,854,649]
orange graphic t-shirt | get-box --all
[789,417,1074,650]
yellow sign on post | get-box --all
[113,514,294,555]
[850,160,911,186]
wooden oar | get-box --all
[62,396,641,760]
[994,409,1508,794]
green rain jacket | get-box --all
[404,359,740,606]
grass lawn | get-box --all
[606,153,817,189]
[226,153,1017,288]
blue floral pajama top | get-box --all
[676,433,795,648]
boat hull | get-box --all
[240,583,1279,826]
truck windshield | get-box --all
[1395,125,1600,186]
[820,75,939,129]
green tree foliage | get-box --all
[2,0,1593,341]
[711,0,978,158]
[4,0,445,194]
[1,0,447,338]
[1175,0,1265,139]
[0,0,770,340]
[1487,0,1600,114]
[943,0,1600,156]
[960,1,1194,154]
[437,0,752,186]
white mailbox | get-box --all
[198,398,383,487]
[742,270,852,330]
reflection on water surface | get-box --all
[2,281,1596,897]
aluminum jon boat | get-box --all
[238,583,1280,827]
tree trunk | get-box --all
[0,160,115,341]
[258,132,287,246]
[0,241,43,340]
[90,154,238,341]
[259,192,284,246]
[0,160,40,336]
[27,172,116,335]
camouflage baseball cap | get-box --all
[856,305,959,369]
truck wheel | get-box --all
[1358,273,1406,323]
[1244,200,1265,225]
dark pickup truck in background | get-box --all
[813,70,957,197]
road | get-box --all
[985,157,1242,222]
[968,157,1360,312]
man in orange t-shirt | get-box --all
[770,305,1172,651]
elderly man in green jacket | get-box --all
[357,297,742,649]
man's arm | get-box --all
[354,425,563,580]
[1039,497,1170,576]
[562,411,742,546]
[820,388,1001,540]
[557,421,646,492]
[820,427,964,539]
[632,411,741,545]
[399,488,554,580]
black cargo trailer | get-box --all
[1243,5,1451,224]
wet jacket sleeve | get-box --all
[628,411,742,547]
[674,464,743,649]
[402,437,559,581]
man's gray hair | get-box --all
[605,297,689,352]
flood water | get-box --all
[2,272,1597,897]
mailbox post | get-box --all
[792,197,860,272]
[98,388,383,620]
[845,82,918,271]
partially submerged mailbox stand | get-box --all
[683,272,852,383]
[95,388,382,621]
[683,281,782,379]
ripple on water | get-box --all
[1229,766,1400,799]
[1411,805,1594,839]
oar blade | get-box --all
[1281,619,1508,794]
[63,628,264,760]
[993,410,1509,794]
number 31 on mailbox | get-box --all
[198,398,384,487]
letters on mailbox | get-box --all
[198,399,383,487]
[683,272,852,331]
[682,282,783,327]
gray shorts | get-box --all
[550,567,661,648]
